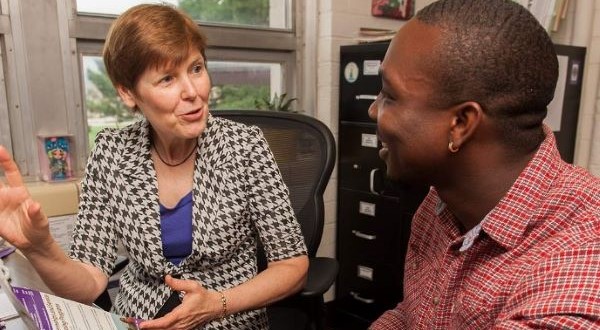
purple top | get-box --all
[159,191,193,266]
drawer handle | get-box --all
[355,94,377,100]
[369,168,380,195]
[352,230,376,240]
[350,291,375,304]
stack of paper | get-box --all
[0,276,142,330]
[356,27,396,44]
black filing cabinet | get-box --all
[334,43,428,325]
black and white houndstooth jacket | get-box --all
[69,115,307,329]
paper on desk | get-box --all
[48,214,76,252]
[0,275,141,330]
[0,291,19,320]
[13,286,138,330]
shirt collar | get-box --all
[433,126,564,251]
[481,126,564,250]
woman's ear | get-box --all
[116,85,137,109]
[448,101,483,149]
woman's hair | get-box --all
[416,0,558,152]
[103,4,207,93]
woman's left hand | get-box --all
[138,275,223,329]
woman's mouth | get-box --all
[181,108,203,122]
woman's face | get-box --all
[118,48,211,142]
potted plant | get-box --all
[254,93,298,112]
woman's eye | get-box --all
[160,75,174,84]
[191,64,204,74]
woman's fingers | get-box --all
[0,186,28,208]
[0,145,25,188]
[27,200,44,223]
[165,275,203,294]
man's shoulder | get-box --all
[545,164,600,220]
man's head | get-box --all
[369,0,558,184]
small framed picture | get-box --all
[371,0,414,20]
[37,135,75,182]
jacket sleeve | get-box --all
[244,126,307,262]
[69,129,120,276]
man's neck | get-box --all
[436,150,535,232]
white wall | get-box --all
[314,0,600,302]
[586,0,600,175]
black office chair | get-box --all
[95,110,338,330]
[212,110,338,330]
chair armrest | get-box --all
[300,257,339,297]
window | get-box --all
[208,61,281,110]
[76,0,292,30]
[0,36,11,153]
[81,55,139,150]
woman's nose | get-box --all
[180,76,198,100]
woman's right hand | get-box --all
[0,145,51,252]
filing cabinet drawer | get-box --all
[339,43,388,123]
[337,189,414,241]
[338,259,402,295]
[337,219,411,266]
[338,123,385,193]
[339,70,380,123]
[338,123,429,200]
[335,260,403,321]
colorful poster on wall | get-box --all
[371,0,414,20]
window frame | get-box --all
[0,10,12,156]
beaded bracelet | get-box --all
[219,292,227,320]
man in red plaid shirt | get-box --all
[368,0,600,329]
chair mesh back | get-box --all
[211,111,335,256]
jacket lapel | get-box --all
[119,120,167,274]
[187,115,235,268]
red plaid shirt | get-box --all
[371,130,600,329]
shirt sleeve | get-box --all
[245,126,307,262]
[369,303,408,330]
[69,129,120,276]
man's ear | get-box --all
[116,85,137,109]
[448,101,483,149]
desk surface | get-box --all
[2,250,51,329]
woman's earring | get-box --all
[448,141,460,153]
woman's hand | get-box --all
[139,275,224,329]
[0,146,52,252]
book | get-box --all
[356,27,396,44]
[0,276,142,330]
